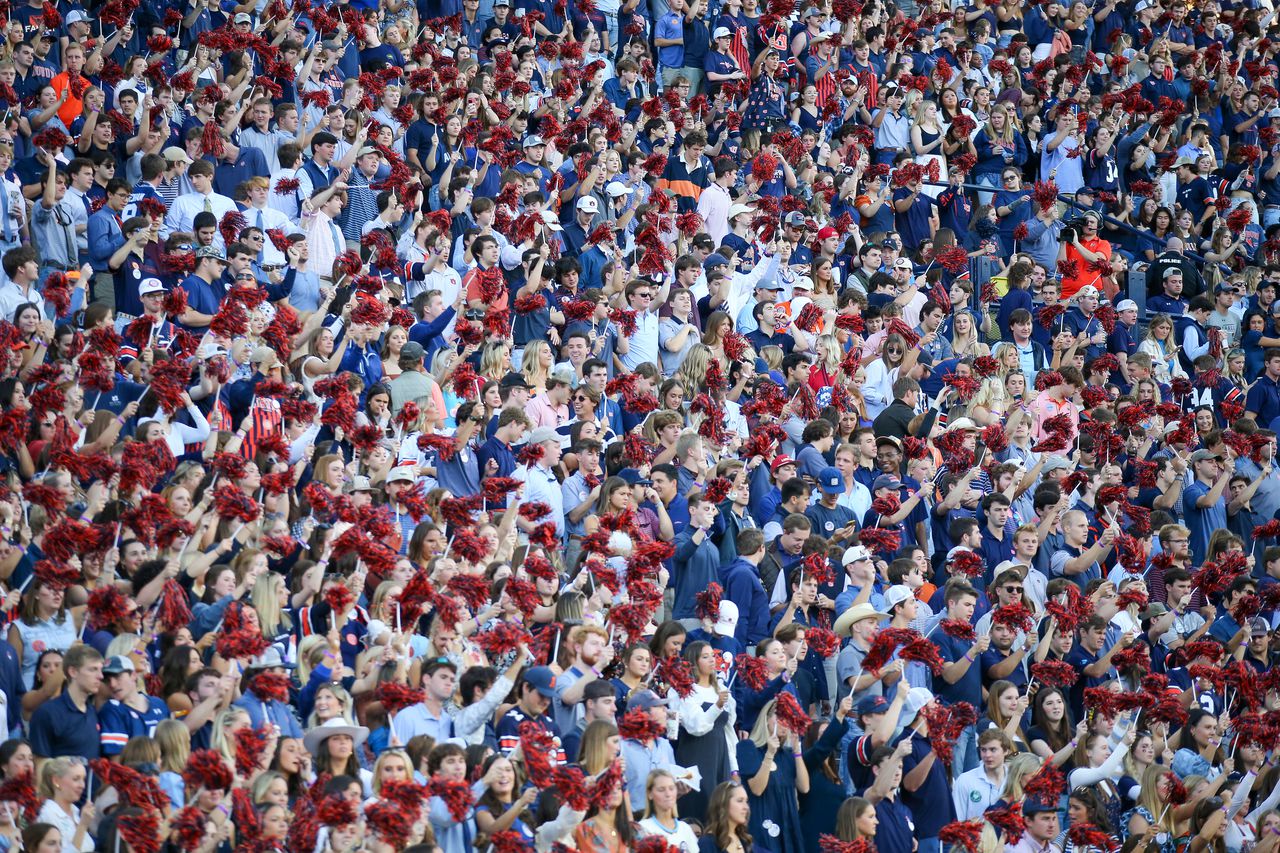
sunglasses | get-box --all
[1004,586,1023,593]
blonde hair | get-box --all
[155,719,191,774]
[37,757,81,799]
[520,340,552,388]
[371,750,412,796]
[211,707,251,764]
[251,770,287,805]
[103,633,140,662]
[815,334,841,376]
[306,683,354,729]
[642,769,679,819]
[296,634,328,685]
[676,345,712,398]
[251,573,292,639]
[748,698,779,749]
[1000,753,1043,801]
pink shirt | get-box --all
[1029,393,1079,443]
[524,394,569,428]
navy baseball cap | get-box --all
[818,466,843,495]
[857,695,891,716]
[523,667,558,698]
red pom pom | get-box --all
[733,653,770,691]
[1030,659,1079,688]
[774,690,812,737]
[182,747,233,794]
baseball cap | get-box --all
[1163,266,1184,280]
[618,467,653,486]
[527,426,560,446]
[539,210,563,231]
[1250,617,1272,633]
[103,655,135,675]
[1023,797,1057,816]
[1189,449,1222,462]
[729,203,754,220]
[946,417,978,432]
[842,545,872,566]
[875,435,902,450]
[1215,282,1235,294]
[162,146,193,164]
[576,196,599,213]
[605,181,633,198]
[816,226,839,241]
[523,666,558,698]
[65,10,88,23]
[1115,299,1138,312]
[713,25,732,38]
[138,277,165,296]
[627,689,665,711]
[894,257,913,270]
[1074,285,1100,300]
[400,341,426,362]
[1141,601,1169,622]
[356,146,379,158]
[704,253,729,269]
[783,211,807,227]
[872,475,902,492]
[1042,455,1072,473]
[346,475,373,493]
[714,600,739,635]
[803,5,823,15]
[195,245,226,262]
[1173,155,1196,168]
[233,12,252,23]
[196,343,228,360]
[251,345,279,367]
[500,372,532,390]
[770,455,796,473]
[817,466,843,495]
[386,465,416,484]
[900,687,935,726]
[884,585,914,611]
[522,134,545,148]
[857,695,891,716]
[792,279,812,292]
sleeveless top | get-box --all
[14,616,77,690]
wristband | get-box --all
[115,416,125,425]
[963,653,973,662]
[216,805,230,816]
[793,751,803,757]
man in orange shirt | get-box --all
[49,40,85,127]
[1058,211,1111,300]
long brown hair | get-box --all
[704,782,754,851]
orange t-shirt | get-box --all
[51,73,83,128]
[1060,237,1111,300]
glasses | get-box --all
[886,348,902,355]
[574,395,590,402]
[1003,175,1018,182]
[636,292,653,299]
[1004,586,1023,593]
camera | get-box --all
[1059,217,1085,244]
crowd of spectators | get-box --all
[2,0,1280,852]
